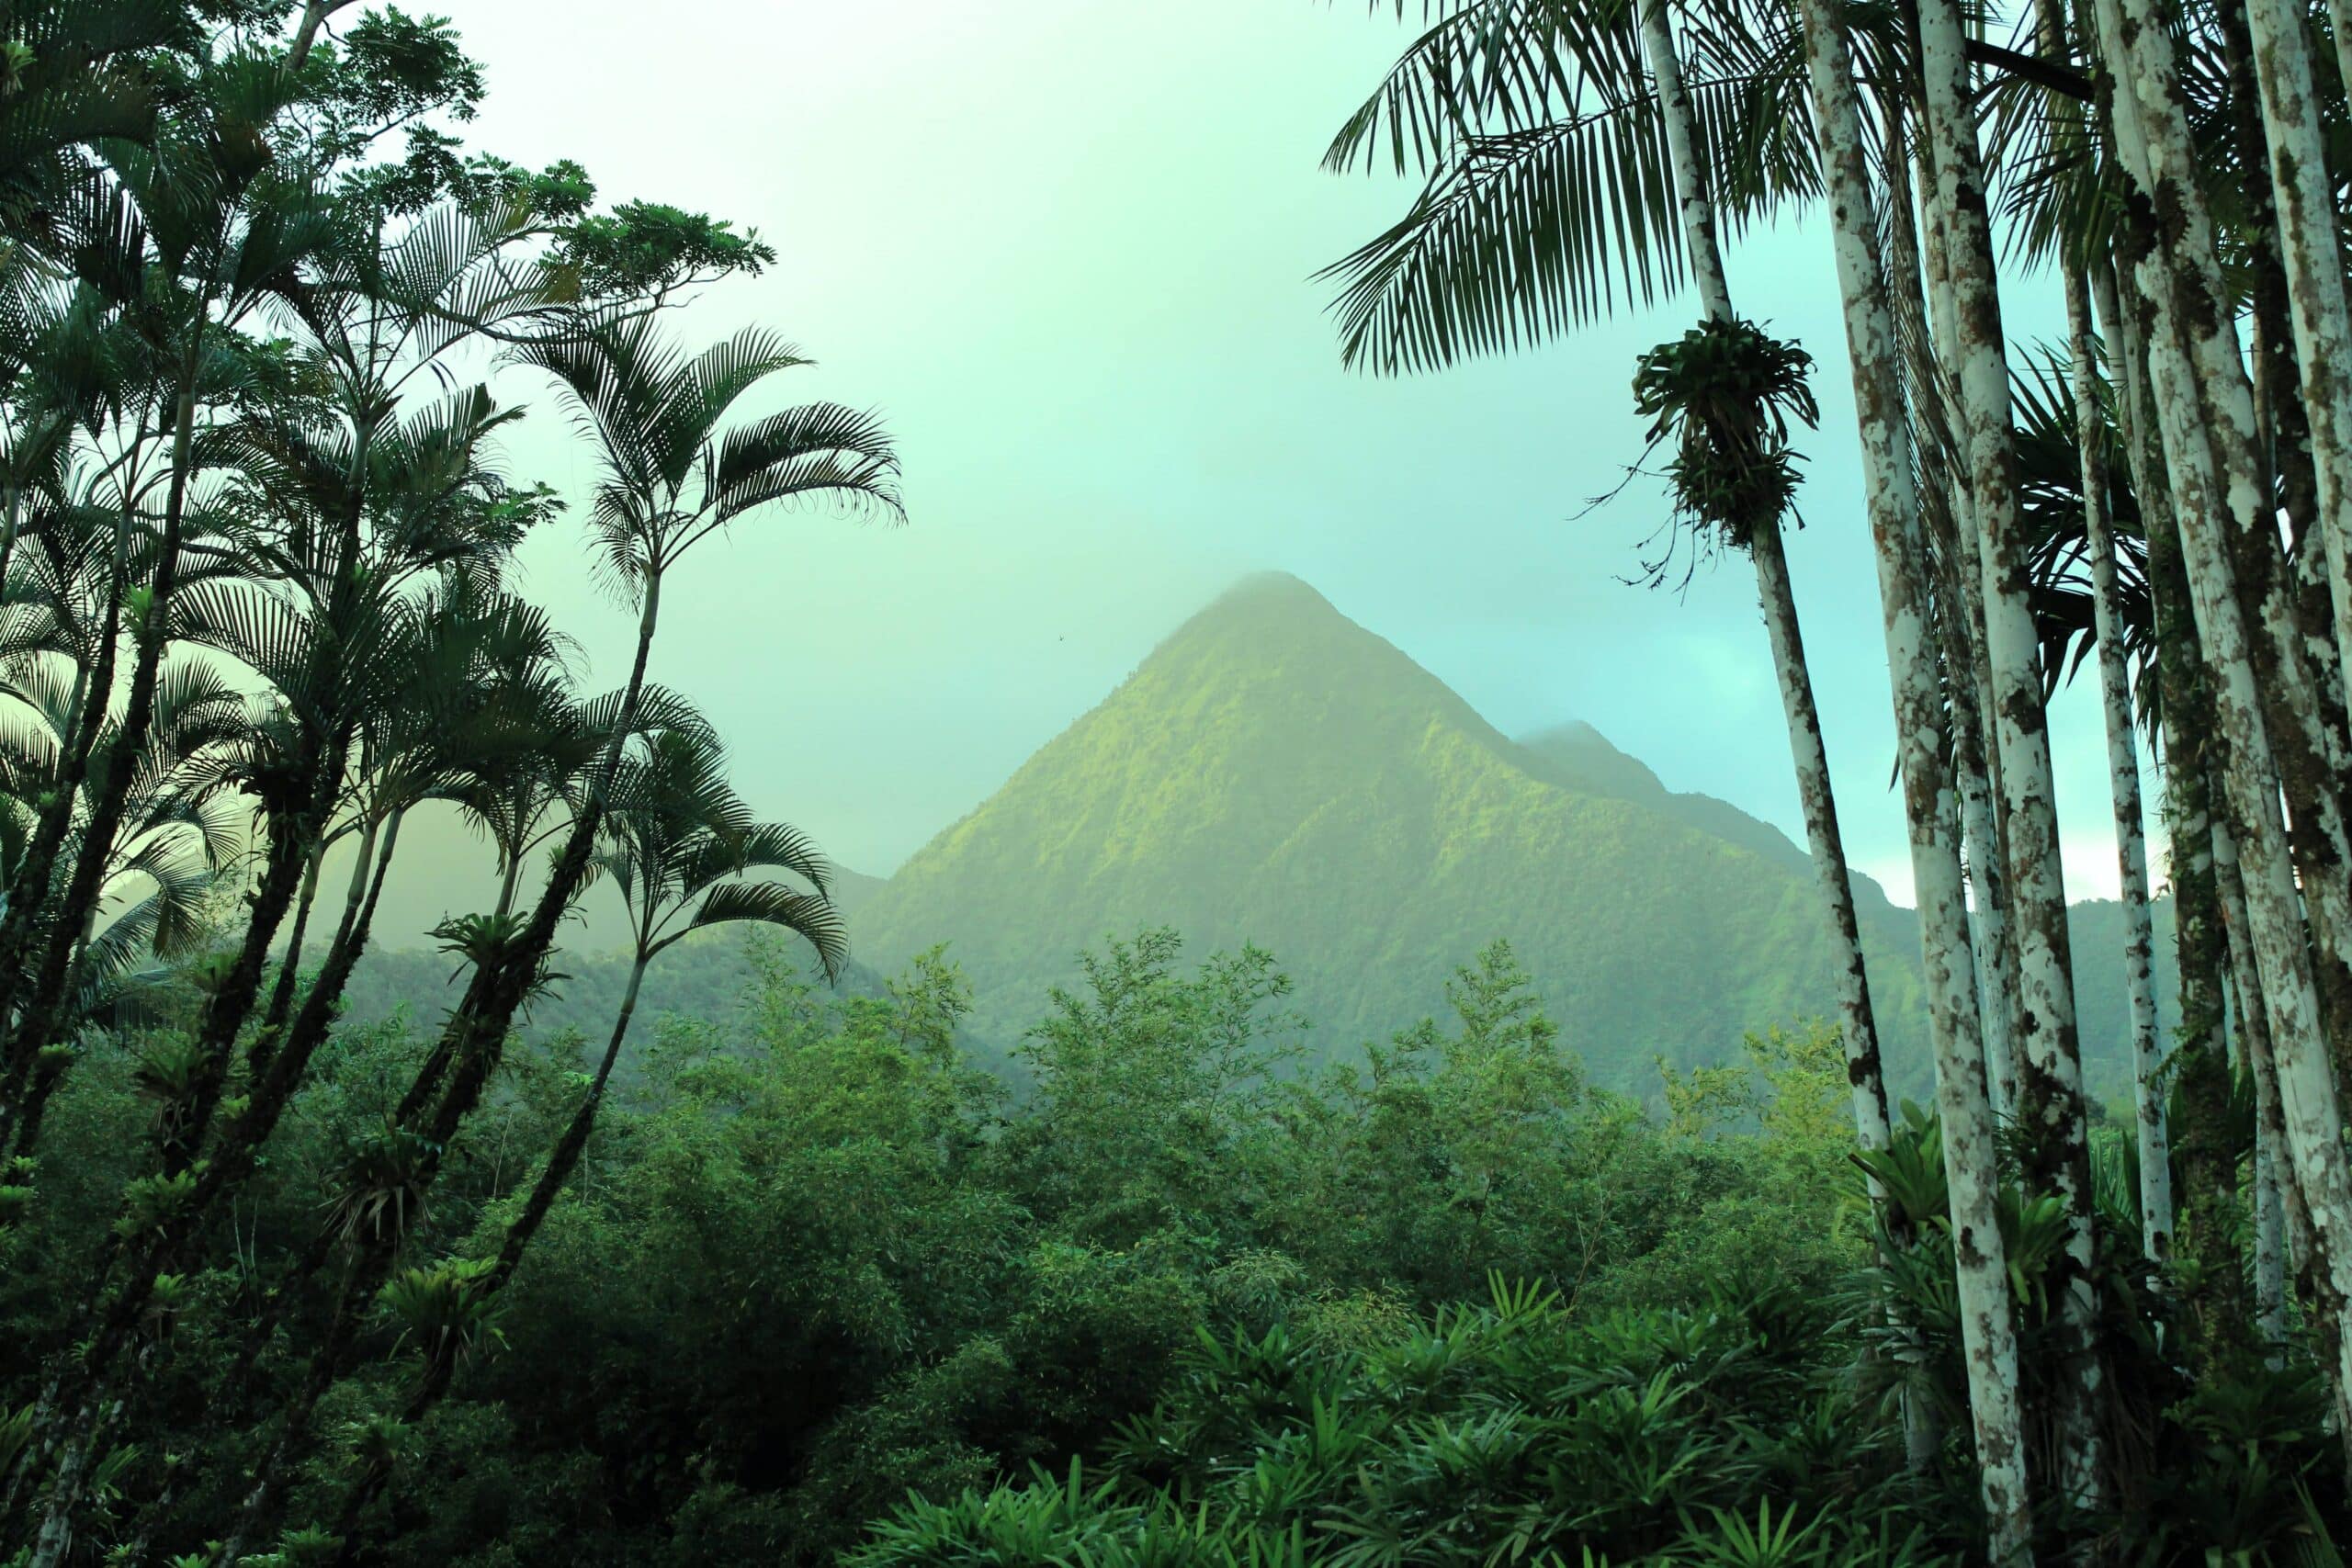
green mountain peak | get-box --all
[853,576,1935,1082]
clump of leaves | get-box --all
[245,1522,342,1567]
[1628,318,1817,579]
[132,1035,216,1145]
[113,1170,200,1242]
[379,1256,506,1369]
[0,1155,33,1228]
[326,1120,439,1242]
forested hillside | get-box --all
[852,574,2170,1099]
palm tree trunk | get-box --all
[493,849,521,921]
[492,951,647,1285]
[328,951,653,1549]
[2217,817,2290,1350]
[2112,120,2352,1440]
[0,483,20,594]
[1915,0,2100,1502]
[2105,260,2267,1359]
[255,835,331,1060]
[1906,142,2027,1114]
[1634,0,1892,1153]
[1791,3,2030,1551]
[2064,266,2171,1257]
[2098,0,2352,1080]
[2236,0,2352,694]
[2213,0,2352,1064]
[325,813,380,962]
[412,569,664,1126]
[10,347,206,1071]
[2220,795,2348,1449]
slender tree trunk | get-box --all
[327,814,379,963]
[401,572,664,1130]
[1915,0,2099,1506]
[2233,0,2352,693]
[1792,4,2030,1551]
[254,836,332,1074]
[331,953,654,1552]
[2213,0,2352,1074]
[492,849,521,922]
[2091,57,2262,1361]
[2150,483,2245,1332]
[2102,37,2352,1434]
[1919,151,2030,1116]
[2063,266,2171,1257]
[1635,0,1892,1152]
[2224,809,2344,1420]
[0,484,20,598]
[2217,818,2290,1350]
[2098,0,2352,1085]
[492,954,646,1286]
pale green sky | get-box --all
[357,0,2144,944]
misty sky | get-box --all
[359,0,2151,942]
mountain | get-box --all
[346,574,2173,1101]
[852,573,1943,1089]
[1518,722,1861,897]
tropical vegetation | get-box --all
[2,0,2351,1562]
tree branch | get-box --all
[1967,39,2092,100]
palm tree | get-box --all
[0,658,243,1161]
[322,728,844,1551]
[1326,0,1895,1187]
[1779,0,2030,1550]
[0,54,334,1089]
[214,310,899,1562]
[503,727,844,1279]
[1910,0,2102,1498]
[2080,0,2352,1422]
[2233,0,2352,694]
[1881,125,2026,1119]
[2048,288,2171,1260]
[398,308,897,1134]
[1312,6,2032,1546]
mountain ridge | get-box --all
[852,572,1940,1087]
[350,572,2171,1100]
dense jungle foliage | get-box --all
[10,932,2342,1564]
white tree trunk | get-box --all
[2324,1,2352,217]
[2218,818,2291,1351]
[1895,138,2024,1119]
[1634,0,1894,1153]
[1914,0,2098,1504]
[2240,0,2352,696]
[2098,24,2352,1404]
[2099,0,2352,1025]
[2063,266,2172,1258]
[1792,5,2030,1553]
